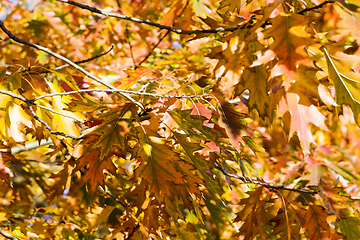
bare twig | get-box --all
[31,88,201,101]
[27,103,82,140]
[137,0,190,67]
[125,224,140,240]
[42,45,114,72]
[137,31,170,68]
[0,89,81,140]
[0,87,199,140]
[0,228,20,240]
[215,163,318,195]
[0,89,28,102]
[125,24,136,68]
[56,0,253,35]
[99,186,127,208]
[98,185,142,240]
[11,139,53,154]
[297,0,334,14]
[33,103,85,123]
[0,21,112,89]
[0,21,142,109]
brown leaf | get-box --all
[73,150,117,193]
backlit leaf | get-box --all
[323,48,360,124]
[278,92,327,153]
[135,117,200,201]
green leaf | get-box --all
[324,158,358,181]
[169,109,225,143]
[243,136,266,153]
[337,217,360,239]
[174,132,223,199]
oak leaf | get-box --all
[234,65,270,118]
[235,187,272,240]
[264,14,315,73]
[73,150,117,193]
[278,92,327,153]
[72,104,137,192]
[323,48,360,125]
[135,117,200,201]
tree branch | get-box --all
[99,186,127,209]
[56,0,253,35]
[137,0,190,67]
[0,228,20,240]
[125,24,136,69]
[27,103,82,140]
[0,87,199,140]
[0,21,142,109]
[297,0,334,14]
[11,139,53,154]
[31,88,201,101]
[0,89,81,140]
[137,31,170,68]
[33,103,85,123]
[215,163,318,195]
[0,90,28,102]
[40,45,114,73]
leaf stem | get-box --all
[215,163,318,195]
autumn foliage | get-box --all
[1,0,360,239]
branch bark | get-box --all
[215,163,318,195]
[0,21,142,109]
[0,89,81,140]
[56,0,252,35]
[0,228,20,240]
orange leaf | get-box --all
[74,150,116,193]
[0,152,14,186]
[115,67,152,90]
[135,116,200,201]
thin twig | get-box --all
[98,185,142,240]
[33,103,85,123]
[125,24,136,69]
[56,0,253,35]
[297,0,334,14]
[0,89,81,140]
[137,0,190,67]
[11,139,53,154]
[40,45,114,73]
[125,224,140,240]
[0,21,142,109]
[27,103,82,140]
[137,31,169,68]
[31,88,201,101]
[99,186,127,208]
[214,163,318,195]
[0,228,20,240]
[0,89,28,102]
[0,22,112,89]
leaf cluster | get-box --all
[0,0,360,239]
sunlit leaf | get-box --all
[324,48,360,124]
